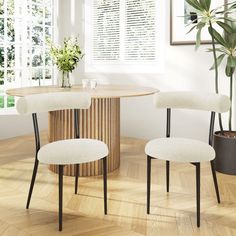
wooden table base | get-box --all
[48,98,120,177]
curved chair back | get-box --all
[154,91,231,146]
[154,92,230,113]
[16,92,91,157]
[16,92,91,114]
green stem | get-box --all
[209,23,219,94]
[209,22,224,134]
[229,73,233,131]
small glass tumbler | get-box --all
[82,79,90,89]
[90,79,97,89]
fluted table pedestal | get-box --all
[48,98,120,176]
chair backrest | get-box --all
[154,91,230,113]
[16,92,91,153]
[153,91,231,145]
[16,92,91,114]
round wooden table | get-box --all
[7,84,159,176]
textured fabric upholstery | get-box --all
[16,92,91,114]
[145,138,215,162]
[38,139,108,165]
[154,92,231,113]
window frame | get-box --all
[84,0,165,74]
[0,0,55,113]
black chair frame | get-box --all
[147,108,220,227]
[26,109,107,231]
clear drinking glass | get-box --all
[90,79,97,89]
[82,79,90,89]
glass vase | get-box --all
[61,71,71,88]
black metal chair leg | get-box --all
[103,157,107,215]
[147,155,151,214]
[196,163,200,227]
[210,160,221,203]
[166,161,170,192]
[26,158,39,209]
[59,165,64,231]
[75,164,79,194]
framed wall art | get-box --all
[170,0,227,45]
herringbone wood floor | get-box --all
[0,133,236,235]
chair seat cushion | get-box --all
[38,139,109,165]
[145,138,215,163]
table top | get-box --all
[6,84,159,98]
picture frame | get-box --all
[170,0,227,45]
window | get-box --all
[0,0,54,111]
[85,0,165,73]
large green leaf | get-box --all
[195,23,205,50]
[230,20,236,31]
[231,66,235,75]
[227,56,236,67]
[217,17,235,22]
[225,56,236,76]
[224,21,236,48]
[185,0,204,11]
[208,27,227,47]
[226,3,236,12]
[210,54,226,70]
[205,0,211,10]
[216,21,233,34]
[225,65,234,77]
[187,24,197,34]
[225,32,236,48]
[199,0,211,11]
[207,48,226,53]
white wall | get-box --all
[0,0,234,141]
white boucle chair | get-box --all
[145,91,231,227]
[16,92,109,231]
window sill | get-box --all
[0,108,18,115]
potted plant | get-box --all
[185,0,236,174]
[47,36,84,88]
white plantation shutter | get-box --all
[93,0,120,61]
[85,0,165,73]
[125,0,156,61]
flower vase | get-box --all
[61,71,71,88]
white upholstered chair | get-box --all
[145,92,231,227]
[16,92,109,231]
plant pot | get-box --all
[214,131,236,175]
